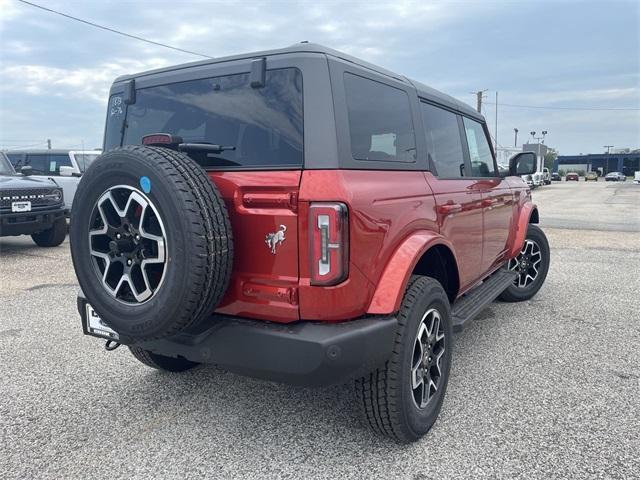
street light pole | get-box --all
[531,130,548,173]
[494,91,498,151]
[603,145,613,173]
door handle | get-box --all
[438,203,463,215]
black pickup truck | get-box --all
[0,152,66,247]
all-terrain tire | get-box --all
[31,217,66,247]
[355,276,453,443]
[129,346,199,372]
[70,146,233,341]
[499,224,550,302]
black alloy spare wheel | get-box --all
[70,145,233,341]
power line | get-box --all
[17,0,214,59]
[484,101,639,112]
[2,142,49,150]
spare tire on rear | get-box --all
[70,145,233,341]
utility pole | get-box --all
[514,128,519,148]
[473,90,487,113]
[47,139,51,150]
[494,91,498,151]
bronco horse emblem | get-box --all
[265,224,287,254]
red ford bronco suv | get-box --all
[70,44,549,443]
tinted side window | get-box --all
[25,154,49,175]
[420,102,465,178]
[344,73,416,162]
[48,154,73,174]
[463,118,496,177]
[6,153,24,169]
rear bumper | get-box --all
[77,294,397,387]
[0,206,65,236]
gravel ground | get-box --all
[1,180,639,479]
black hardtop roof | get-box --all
[114,42,482,121]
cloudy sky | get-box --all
[0,0,638,155]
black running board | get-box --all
[451,269,517,332]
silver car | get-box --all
[605,172,626,182]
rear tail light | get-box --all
[309,202,349,286]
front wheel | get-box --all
[31,218,66,247]
[355,276,453,443]
[499,224,550,302]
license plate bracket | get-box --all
[82,303,120,341]
[11,201,31,213]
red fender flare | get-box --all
[508,203,538,258]
[367,231,457,315]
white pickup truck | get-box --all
[4,149,101,215]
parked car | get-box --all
[531,171,544,187]
[522,173,534,187]
[566,172,579,181]
[70,43,549,443]
[542,168,551,185]
[634,171,640,184]
[5,149,101,215]
[585,171,598,181]
[605,172,626,181]
[0,152,66,246]
[551,172,561,181]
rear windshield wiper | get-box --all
[178,143,236,154]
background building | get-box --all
[554,152,640,175]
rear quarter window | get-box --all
[117,68,303,169]
[344,73,416,163]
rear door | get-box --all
[420,101,485,293]
[109,58,307,322]
[461,117,514,273]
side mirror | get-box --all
[21,165,33,176]
[509,152,537,176]
[59,166,74,177]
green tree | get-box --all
[544,148,558,170]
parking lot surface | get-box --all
[1,180,639,479]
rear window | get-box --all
[110,68,303,169]
[344,73,416,163]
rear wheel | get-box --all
[129,346,199,372]
[355,276,453,443]
[499,224,550,302]
[31,217,66,247]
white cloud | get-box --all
[0,0,22,23]
[1,58,170,103]
[0,0,638,153]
